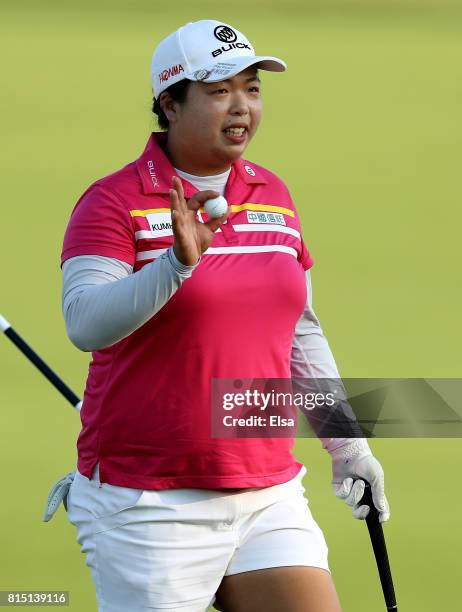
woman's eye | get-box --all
[213,86,260,94]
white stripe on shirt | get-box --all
[135,244,298,262]
[135,224,300,242]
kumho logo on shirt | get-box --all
[146,212,173,237]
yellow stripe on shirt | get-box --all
[229,203,295,218]
[129,204,295,218]
[129,208,171,217]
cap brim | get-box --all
[186,55,287,84]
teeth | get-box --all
[225,127,246,136]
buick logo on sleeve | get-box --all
[214,25,237,43]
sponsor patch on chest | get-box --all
[246,211,286,225]
[146,212,173,237]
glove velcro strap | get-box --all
[329,438,371,460]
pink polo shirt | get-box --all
[62,131,314,490]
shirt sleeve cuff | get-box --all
[167,247,201,276]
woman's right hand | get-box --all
[170,176,229,266]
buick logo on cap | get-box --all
[214,25,237,43]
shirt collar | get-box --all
[136,132,268,198]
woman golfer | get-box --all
[60,19,390,612]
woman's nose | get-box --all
[230,92,249,116]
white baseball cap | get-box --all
[151,19,287,98]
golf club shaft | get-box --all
[360,481,397,611]
[1,313,82,411]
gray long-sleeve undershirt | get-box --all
[61,247,199,352]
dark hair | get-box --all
[152,79,192,130]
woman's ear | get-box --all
[160,92,178,124]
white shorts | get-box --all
[67,464,329,612]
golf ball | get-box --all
[204,196,228,218]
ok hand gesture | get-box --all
[170,176,229,266]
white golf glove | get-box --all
[329,439,390,523]
[43,471,75,522]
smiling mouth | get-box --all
[222,127,248,144]
[223,127,247,137]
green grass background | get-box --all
[1,1,461,610]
